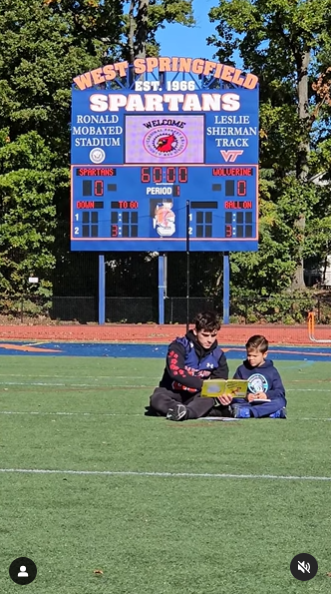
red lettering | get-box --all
[77,201,95,209]
[212,167,254,177]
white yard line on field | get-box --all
[0,410,141,417]
[0,381,153,388]
[0,374,160,379]
[0,380,331,392]
[0,468,330,481]
[0,410,330,421]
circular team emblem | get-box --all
[89,148,105,164]
[247,373,268,394]
[143,126,187,158]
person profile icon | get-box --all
[18,565,29,577]
[9,557,37,584]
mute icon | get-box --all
[290,553,317,581]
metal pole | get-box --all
[186,200,190,332]
[223,252,230,324]
[98,254,105,325]
[164,253,168,298]
[158,254,165,324]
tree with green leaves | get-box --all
[0,0,196,315]
[208,0,331,290]
[125,0,194,61]
[0,130,56,310]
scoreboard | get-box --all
[71,57,259,252]
[72,164,257,250]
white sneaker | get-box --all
[166,403,187,421]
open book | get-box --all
[201,379,271,403]
[201,379,248,399]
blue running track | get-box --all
[1,341,331,361]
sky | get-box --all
[157,0,217,60]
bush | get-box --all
[230,290,316,324]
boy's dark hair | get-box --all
[246,335,269,353]
[193,311,221,332]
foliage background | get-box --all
[1,0,331,322]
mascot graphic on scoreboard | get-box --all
[153,199,176,237]
[144,127,187,159]
[156,133,177,153]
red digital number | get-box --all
[166,167,176,183]
[237,180,247,196]
[94,180,104,196]
[179,167,188,183]
[141,168,150,183]
[129,201,139,208]
[226,225,232,238]
[111,225,118,237]
[153,167,162,183]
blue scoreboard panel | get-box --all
[71,58,259,252]
[72,164,258,251]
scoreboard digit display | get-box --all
[71,56,259,251]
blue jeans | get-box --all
[232,397,286,418]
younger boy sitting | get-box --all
[148,311,231,421]
[230,334,287,418]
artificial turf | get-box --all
[0,356,330,593]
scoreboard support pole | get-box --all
[223,253,230,325]
[158,255,167,325]
[186,200,190,333]
[99,254,105,325]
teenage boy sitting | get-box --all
[231,334,287,418]
[148,311,231,421]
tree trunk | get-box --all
[291,49,310,290]
[134,0,149,59]
[128,0,135,64]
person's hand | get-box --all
[255,392,267,400]
[216,394,233,406]
[197,370,211,378]
[247,392,267,402]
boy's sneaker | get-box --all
[269,407,287,419]
[166,403,187,421]
[231,404,251,418]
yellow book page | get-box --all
[201,379,248,398]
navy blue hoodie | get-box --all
[159,330,228,393]
[233,359,286,403]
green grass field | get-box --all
[0,355,330,593]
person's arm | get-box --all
[210,354,232,405]
[266,369,286,400]
[166,341,203,391]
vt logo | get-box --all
[220,150,244,162]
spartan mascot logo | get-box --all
[144,126,187,158]
[153,199,176,237]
